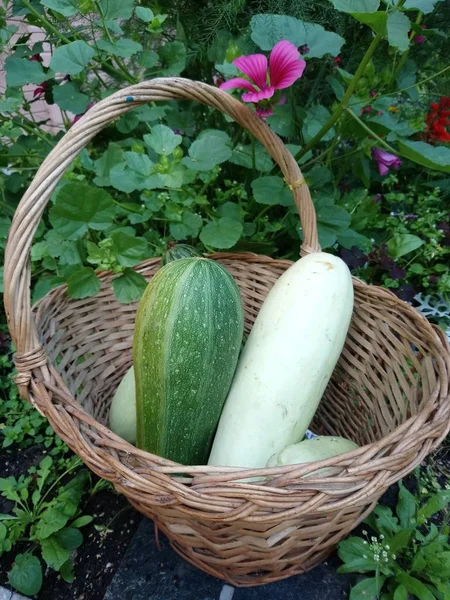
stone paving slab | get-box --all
[104,519,355,600]
[0,586,29,600]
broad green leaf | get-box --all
[250,14,344,58]
[338,537,379,573]
[303,105,335,143]
[156,164,186,189]
[0,96,22,112]
[50,41,95,75]
[60,560,74,583]
[337,228,372,251]
[350,576,385,600]
[215,60,240,76]
[373,505,401,535]
[397,572,435,600]
[387,12,411,51]
[394,585,408,600]
[70,515,93,528]
[53,82,90,114]
[144,125,182,155]
[41,0,78,16]
[398,140,450,173]
[311,193,352,248]
[96,38,143,59]
[351,11,387,35]
[217,202,245,221]
[387,233,424,259]
[5,56,53,87]
[140,49,159,68]
[116,111,140,133]
[266,105,297,137]
[397,59,418,100]
[417,490,450,523]
[112,268,147,303]
[397,482,417,528]
[41,536,71,570]
[305,165,333,189]
[50,184,115,239]
[94,143,124,187]
[110,232,149,267]
[183,132,232,171]
[390,528,414,554]
[8,554,43,596]
[98,0,134,19]
[330,0,380,11]
[67,267,100,300]
[200,218,243,249]
[158,41,186,76]
[230,143,273,172]
[368,111,420,138]
[54,527,83,550]
[403,0,442,13]
[251,176,293,206]
[136,6,154,21]
[169,212,203,240]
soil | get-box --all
[0,442,142,600]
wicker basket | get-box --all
[4,78,450,587]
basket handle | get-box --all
[4,77,320,361]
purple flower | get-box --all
[340,247,367,269]
[415,35,425,44]
[372,147,402,176]
[220,41,306,118]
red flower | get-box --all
[33,81,49,99]
[425,97,450,143]
[333,56,341,64]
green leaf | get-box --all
[67,267,100,300]
[54,527,83,550]
[170,212,203,240]
[53,82,90,114]
[397,482,417,528]
[373,505,400,536]
[305,165,333,189]
[230,143,273,172]
[303,105,335,143]
[200,218,243,249]
[110,152,154,192]
[8,554,43,596]
[337,228,372,251]
[94,143,124,187]
[144,125,182,155]
[387,12,411,51]
[350,577,385,600]
[390,528,414,554]
[403,0,442,13]
[312,193,351,248]
[217,202,245,221]
[398,140,450,174]
[394,585,408,600]
[397,572,436,600]
[0,96,23,112]
[417,490,450,524]
[397,59,418,100]
[41,0,78,16]
[116,111,140,133]
[350,11,387,35]
[41,536,71,570]
[98,0,134,19]
[158,41,186,76]
[112,268,147,303]
[110,232,149,267]
[71,515,94,529]
[136,6,154,21]
[251,176,293,207]
[387,233,424,259]
[50,184,115,239]
[50,41,95,75]
[330,0,380,11]
[183,131,232,171]
[250,14,344,58]
[5,56,53,87]
[60,560,74,583]
[337,537,379,573]
[96,38,143,59]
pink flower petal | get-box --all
[220,78,258,93]
[234,54,268,89]
[256,106,274,118]
[242,87,275,103]
[269,41,306,89]
[378,162,389,176]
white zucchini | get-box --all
[208,252,354,469]
[266,436,359,469]
[109,366,136,444]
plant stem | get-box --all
[296,32,383,161]
[346,108,399,154]
[12,117,55,148]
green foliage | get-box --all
[338,469,450,600]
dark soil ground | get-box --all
[0,443,142,600]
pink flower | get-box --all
[372,148,402,176]
[220,40,306,117]
[415,35,425,44]
[33,81,49,99]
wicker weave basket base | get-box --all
[31,253,450,586]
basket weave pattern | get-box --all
[4,79,450,586]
